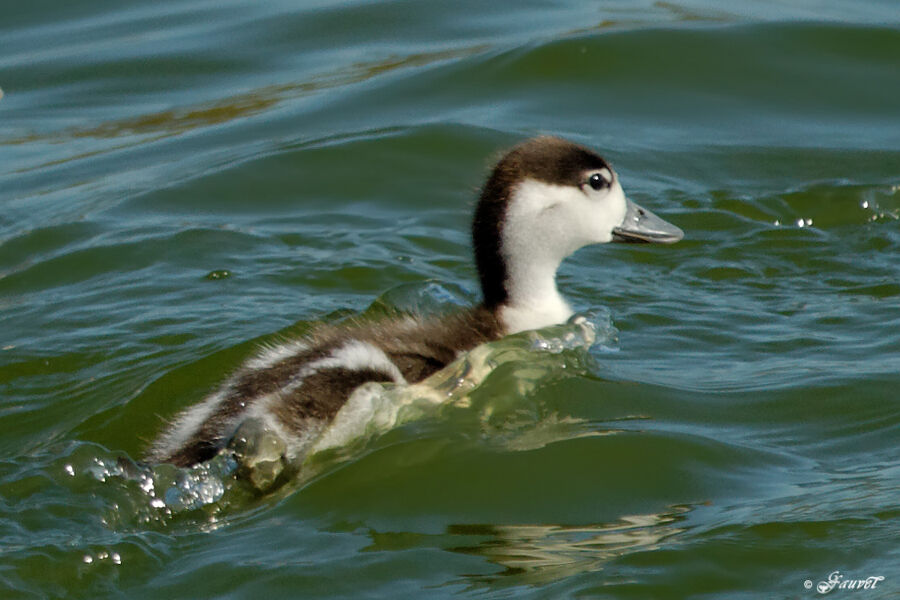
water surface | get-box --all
[1,1,899,598]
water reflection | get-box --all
[358,505,692,587]
[448,506,691,586]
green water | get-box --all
[2,1,899,598]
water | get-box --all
[1,1,899,597]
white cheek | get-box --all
[607,182,628,228]
[505,178,628,262]
[580,182,627,243]
[505,180,585,258]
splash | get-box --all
[73,305,617,526]
[55,446,246,531]
[306,311,611,455]
[215,308,614,497]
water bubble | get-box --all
[158,455,237,511]
[796,218,805,228]
[205,269,232,280]
[81,550,122,566]
[64,464,75,477]
[139,473,155,494]
[86,457,120,482]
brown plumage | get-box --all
[148,307,502,467]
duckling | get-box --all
[146,136,683,473]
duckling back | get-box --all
[146,307,501,468]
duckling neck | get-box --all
[497,256,573,334]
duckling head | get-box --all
[472,136,683,334]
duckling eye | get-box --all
[588,173,610,191]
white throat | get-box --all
[499,261,573,334]
[497,179,591,334]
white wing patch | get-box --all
[312,340,406,383]
[150,338,405,461]
[244,339,309,370]
[146,390,229,461]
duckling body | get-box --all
[146,136,682,469]
[148,307,500,466]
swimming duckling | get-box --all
[146,136,683,474]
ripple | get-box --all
[2,2,899,597]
